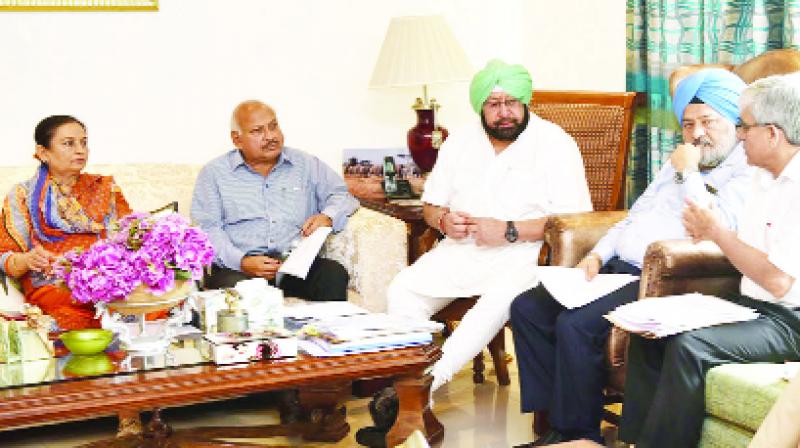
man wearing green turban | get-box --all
[358,60,593,448]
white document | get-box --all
[605,293,760,338]
[283,301,369,321]
[536,266,639,309]
[278,226,332,279]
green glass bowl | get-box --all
[64,353,115,377]
[59,329,114,355]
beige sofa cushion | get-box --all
[0,164,202,217]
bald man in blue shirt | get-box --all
[192,100,358,300]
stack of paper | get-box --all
[283,301,370,331]
[605,293,759,338]
[301,313,443,356]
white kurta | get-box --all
[403,114,593,298]
[387,114,592,391]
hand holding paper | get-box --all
[536,266,639,309]
[278,226,332,279]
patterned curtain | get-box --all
[625,0,800,204]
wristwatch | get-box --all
[674,170,686,184]
[505,221,518,243]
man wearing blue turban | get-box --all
[619,72,800,447]
[357,60,593,447]
[508,68,753,447]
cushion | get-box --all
[0,275,25,313]
[705,363,788,432]
[699,416,754,448]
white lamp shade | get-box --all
[369,15,473,88]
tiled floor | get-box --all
[3,331,620,447]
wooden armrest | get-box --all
[639,239,742,299]
[542,211,627,267]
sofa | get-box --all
[543,210,792,447]
[0,163,407,313]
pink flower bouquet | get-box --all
[54,213,215,305]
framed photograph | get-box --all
[343,148,423,200]
[0,0,158,11]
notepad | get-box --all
[536,266,639,309]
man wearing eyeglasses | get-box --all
[619,73,800,448]
[508,68,753,447]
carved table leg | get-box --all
[117,409,142,437]
[296,381,351,442]
[386,373,444,447]
[144,408,172,440]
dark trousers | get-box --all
[510,257,641,442]
[618,294,800,448]
[204,257,349,302]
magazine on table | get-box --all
[301,313,443,355]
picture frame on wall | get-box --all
[343,148,423,201]
[0,0,158,11]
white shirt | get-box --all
[739,153,800,307]
[592,144,753,267]
[404,115,593,297]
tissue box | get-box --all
[201,331,297,365]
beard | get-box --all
[693,135,736,171]
[481,106,530,141]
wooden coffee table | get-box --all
[0,344,442,447]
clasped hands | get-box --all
[14,245,56,276]
[241,213,332,280]
[440,211,507,246]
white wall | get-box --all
[0,0,624,171]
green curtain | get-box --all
[625,0,800,204]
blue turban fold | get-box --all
[673,68,746,125]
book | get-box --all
[605,293,759,338]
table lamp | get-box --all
[369,15,473,172]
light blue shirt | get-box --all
[191,148,359,270]
[592,144,753,268]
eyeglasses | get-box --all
[735,121,775,133]
[483,98,523,112]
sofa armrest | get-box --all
[639,239,742,299]
[0,272,25,313]
[323,208,408,312]
[543,211,628,267]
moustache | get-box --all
[261,141,280,149]
[692,137,713,148]
[492,119,519,127]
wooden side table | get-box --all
[358,198,438,264]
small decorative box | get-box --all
[201,330,297,365]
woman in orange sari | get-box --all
[0,115,131,330]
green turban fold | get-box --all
[469,59,533,114]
